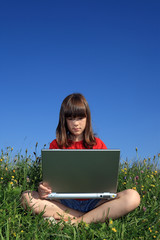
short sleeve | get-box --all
[93,137,107,149]
[49,139,59,149]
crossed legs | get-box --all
[21,189,140,224]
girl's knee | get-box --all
[119,189,140,210]
[127,189,140,208]
[21,191,31,208]
[21,190,39,209]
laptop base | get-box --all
[47,192,117,199]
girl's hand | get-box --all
[38,182,52,199]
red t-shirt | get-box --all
[49,137,107,201]
[49,137,107,150]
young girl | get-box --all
[21,93,140,224]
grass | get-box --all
[0,146,159,240]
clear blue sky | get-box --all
[1,0,160,161]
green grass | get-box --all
[0,146,159,239]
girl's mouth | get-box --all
[73,128,80,131]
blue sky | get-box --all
[1,0,160,161]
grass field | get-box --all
[0,146,159,239]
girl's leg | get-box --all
[71,189,140,224]
[21,191,84,220]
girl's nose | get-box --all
[73,120,78,125]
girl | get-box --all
[21,93,140,224]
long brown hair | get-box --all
[56,93,96,148]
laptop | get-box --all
[41,149,120,199]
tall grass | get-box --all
[0,146,159,239]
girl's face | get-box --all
[66,117,87,140]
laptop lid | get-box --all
[41,149,120,195]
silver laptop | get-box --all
[41,149,120,199]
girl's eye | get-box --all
[67,117,84,121]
